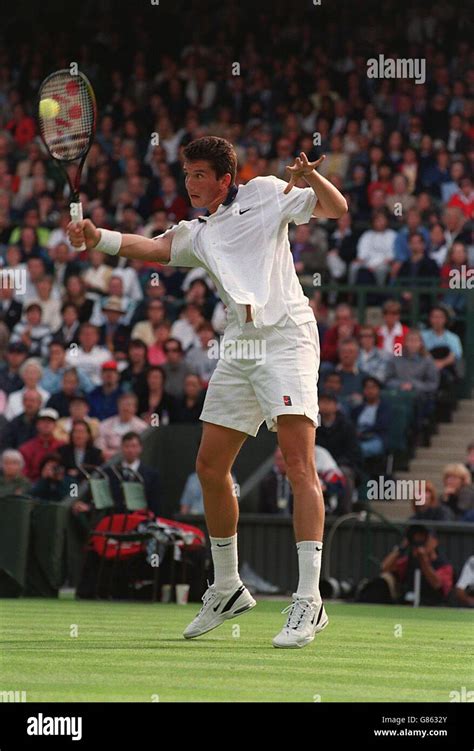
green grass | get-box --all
[1,598,472,702]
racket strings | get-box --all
[39,72,95,161]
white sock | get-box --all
[210,534,242,592]
[296,540,323,603]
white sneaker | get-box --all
[183,583,256,639]
[272,595,328,649]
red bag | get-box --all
[91,510,205,559]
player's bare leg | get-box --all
[273,414,329,648]
[196,421,247,537]
[183,422,256,639]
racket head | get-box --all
[37,69,97,163]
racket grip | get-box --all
[70,201,86,251]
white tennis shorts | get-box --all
[199,318,320,437]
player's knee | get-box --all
[284,455,316,486]
[195,453,221,486]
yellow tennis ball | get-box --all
[40,98,60,119]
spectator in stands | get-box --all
[54,394,100,444]
[82,248,113,295]
[19,408,64,481]
[10,302,52,360]
[147,321,172,366]
[0,449,31,497]
[454,556,474,608]
[179,471,206,515]
[0,341,27,395]
[131,299,167,347]
[335,338,364,408]
[0,285,22,332]
[439,463,474,521]
[97,393,147,461]
[41,341,92,395]
[99,296,131,361]
[326,211,358,282]
[30,452,71,503]
[1,388,41,450]
[63,275,94,323]
[351,376,390,459]
[447,176,474,219]
[394,233,439,310]
[66,323,112,386]
[377,300,409,356]
[385,329,439,398]
[174,373,206,423]
[139,365,178,423]
[185,322,218,386]
[393,208,431,267]
[421,305,463,388]
[373,525,454,606]
[442,206,471,248]
[46,368,85,417]
[440,241,471,313]
[161,338,191,398]
[120,339,149,396]
[349,210,396,286]
[32,275,61,331]
[321,304,360,365]
[320,371,345,407]
[170,303,204,353]
[290,223,327,278]
[386,173,416,216]
[105,431,161,515]
[317,391,361,513]
[88,361,122,420]
[357,326,390,384]
[58,419,103,480]
[259,447,293,515]
[428,222,449,268]
[409,480,454,522]
[53,303,80,348]
[49,239,81,289]
[5,359,49,420]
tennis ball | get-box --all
[40,98,60,119]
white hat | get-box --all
[38,408,59,421]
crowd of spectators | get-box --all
[0,2,472,520]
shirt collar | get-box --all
[198,184,239,223]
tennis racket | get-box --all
[37,69,97,250]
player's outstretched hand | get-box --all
[284,152,326,194]
[67,219,101,251]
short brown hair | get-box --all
[183,136,237,182]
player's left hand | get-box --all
[284,152,326,194]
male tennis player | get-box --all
[68,136,347,648]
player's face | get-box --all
[183,160,229,209]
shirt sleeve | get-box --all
[261,175,318,225]
[156,220,200,268]
[456,557,474,589]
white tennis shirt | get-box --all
[159,175,318,335]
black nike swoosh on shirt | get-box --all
[239,208,253,214]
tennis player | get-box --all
[68,136,347,648]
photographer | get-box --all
[30,453,73,503]
[357,525,453,606]
[381,526,453,606]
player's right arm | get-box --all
[67,219,172,264]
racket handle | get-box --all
[70,201,86,251]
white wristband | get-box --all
[95,228,122,256]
